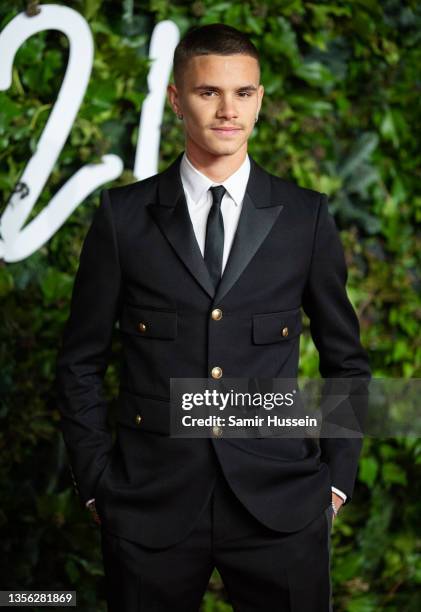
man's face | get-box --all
[168,54,264,158]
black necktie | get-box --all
[204,185,226,288]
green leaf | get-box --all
[0,267,14,296]
[294,61,335,88]
[382,462,408,486]
[359,457,378,487]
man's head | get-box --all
[167,23,264,161]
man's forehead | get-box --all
[185,54,260,85]
[190,54,258,68]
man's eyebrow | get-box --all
[193,84,258,92]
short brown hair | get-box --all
[173,23,260,87]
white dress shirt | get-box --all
[179,150,250,273]
[86,152,347,508]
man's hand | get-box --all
[331,491,344,520]
[86,500,101,526]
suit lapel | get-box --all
[213,154,284,303]
[213,189,283,304]
[147,152,216,298]
[147,151,284,302]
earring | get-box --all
[255,114,259,123]
[177,113,183,120]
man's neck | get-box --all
[184,144,248,183]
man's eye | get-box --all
[200,91,251,97]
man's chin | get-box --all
[203,141,244,157]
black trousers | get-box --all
[100,463,333,611]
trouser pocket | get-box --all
[325,504,334,533]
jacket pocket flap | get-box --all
[119,305,177,339]
[253,308,302,345]
[117,391,170,435]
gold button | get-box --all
[281,327,289,337]
[135,414,142,425]
[211,366,223,379]
[211,308,223,321]
[212,425,223,437]
[138,322,147,333]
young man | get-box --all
[56,23,371,611]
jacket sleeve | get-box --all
[302,194,371,503]
[55,189,122,506]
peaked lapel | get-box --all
[147,151,216,298]
[147,151,284,303]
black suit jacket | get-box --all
[55,151,371,548]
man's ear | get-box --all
[257,84,264,114]
[167,83,176,113]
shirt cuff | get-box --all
[331,486,347,503]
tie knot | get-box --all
[209,185,226,207]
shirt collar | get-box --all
[180,150,250,207]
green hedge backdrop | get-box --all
[0,1,420,610]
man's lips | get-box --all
[211,127,242,134]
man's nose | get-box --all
[216,96,239,118]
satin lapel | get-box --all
[213,155,284,304]
[147,152,215,299]
[147,151,284,303]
